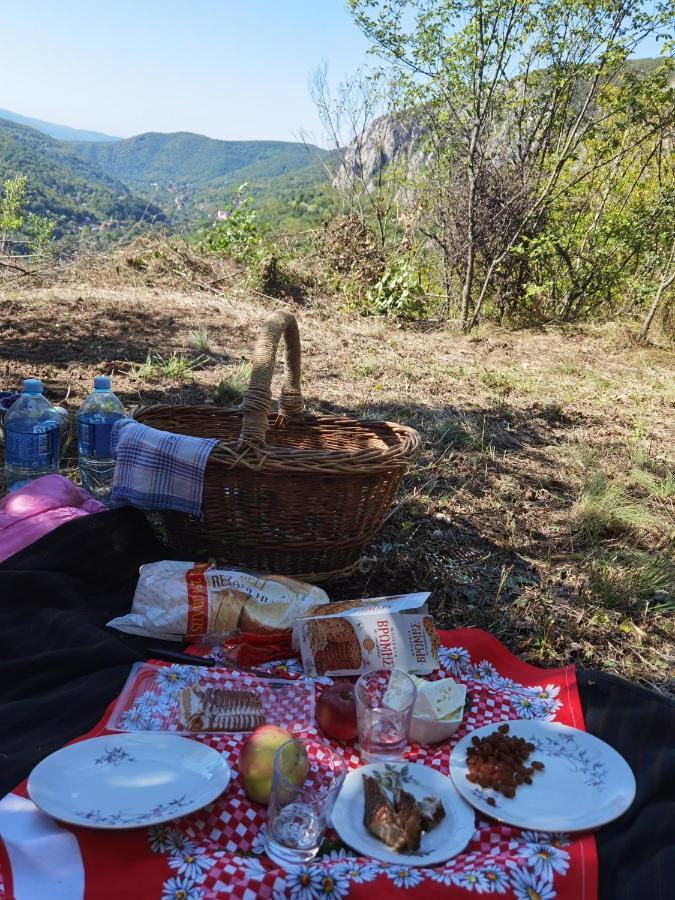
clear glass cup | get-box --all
[355,669,417,762]
[265,737,347,866]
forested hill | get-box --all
[68,132,329,186]
[0,118,164,236]
[66,132,334,229]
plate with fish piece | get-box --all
[450,720,635,831]
[331,762,475,865]
[28,733,231,829]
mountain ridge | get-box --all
[0,107,119,142]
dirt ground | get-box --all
[2,268,673,693]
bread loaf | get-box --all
[107,561,330,642]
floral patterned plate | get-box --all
[27,733,231,829]
[450,719,635,831]
[331,762,475,866]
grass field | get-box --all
[2,249,673,693]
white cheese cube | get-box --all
[413,678,466,721]
[382,668,417,711]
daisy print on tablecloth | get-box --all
[136,690,172,716]
[508,863,556,900]
[511,693,544,719]
[438,646,471,676]
[120,705,161,731]
[453,869,491,891]
[482,864,510,893]
[250,824,268,855]
[471,660,499,683]
[333,859,380,884]
[315,868,351,900]
[148,825,194,855]
[425,864,459,887]
[319,848,355,864]
[237,856,267,881]
[518,832,570,879]
[491,674,516,691]
[156,664,200,692]
[283,865,325,900]
[259,658,334,686]
[523,684,563,720]
[160,874,203,900]
[526,684,561,702]
[535,697,563,721]
[383,865,424,889]
[167,847,212,881]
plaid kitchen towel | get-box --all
[110,418,218,517]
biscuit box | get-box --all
[294,593,440,677]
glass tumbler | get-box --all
[355,669,417,762]
[265,737,347,866]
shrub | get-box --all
[359,256,428,320]
[200,185,268,266]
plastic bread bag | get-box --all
[108,560,330,643]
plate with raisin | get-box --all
[450,720,635,831]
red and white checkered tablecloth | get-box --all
[0,629,597,900]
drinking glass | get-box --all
[265,737,347,866]
[355,669,416,762]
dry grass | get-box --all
[2,245,674,694]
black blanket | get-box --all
[0,511,673,898]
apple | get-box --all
[316,681,357,742]
[239,725,305,804]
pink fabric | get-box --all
[0,474,105,563]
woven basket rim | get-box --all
[133,404,421,474]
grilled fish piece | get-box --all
[362,775,422,852]
[363,774,406,850]
[396,787,422,851]
[418,795,446,832]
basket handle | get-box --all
[239,311,304,445]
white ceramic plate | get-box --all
[331,762,475,865]
[27,733,231,829]
[451,720,635,831]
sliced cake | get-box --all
[177,686,264,732]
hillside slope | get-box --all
[0,118,164,236]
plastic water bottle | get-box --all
[4,378,62,491]
[78,376,126,503]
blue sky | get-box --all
[1,0,371,143]
[1,1,666,145]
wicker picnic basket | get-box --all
[133,311,420,581]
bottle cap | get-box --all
[23,378,43,394]
[94,375,111,390]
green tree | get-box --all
[0,174,56,259]
[0,175,27,253]
[349,0,674,329]
[510,64,675,324]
